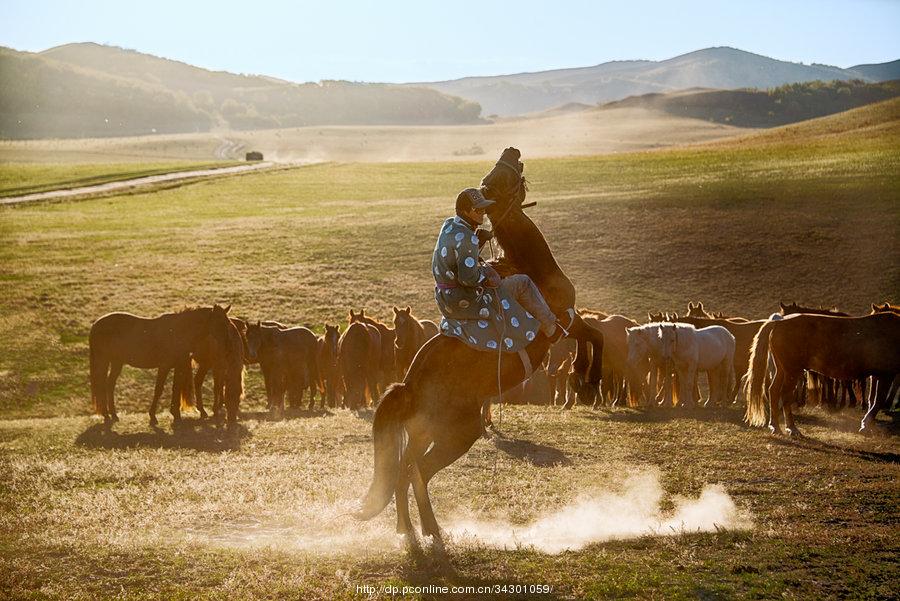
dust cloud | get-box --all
[446,470,752,554]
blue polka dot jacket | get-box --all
[432,216,540,353]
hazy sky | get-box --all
[2,0,898,83]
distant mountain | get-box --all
[849,59,900,82]
[0,43,482,139]
[601,79,900,128]
[416,47,900,116]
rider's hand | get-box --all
[482,265,502,288]
[476,229,494,247]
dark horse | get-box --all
[355,148,604,542]
[89,304,232,424]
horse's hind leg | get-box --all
[396,433,431,537]
[151,368,168,426]
[106,362,123,422]
[411,412,482,540]
[861,376,890,433]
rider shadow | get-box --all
[75,418,250,452]
[493,436,572,467]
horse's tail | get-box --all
[89,339,106,415]
[178,355,195,411]
[354,382,411,521]
[744,319,777,426]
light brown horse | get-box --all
[744,312,900,435]
[89,304,232,425]
[355,147,604,544]
[392,307,438,378]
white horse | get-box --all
[628,322,736,407]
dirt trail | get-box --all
[1,162,273,205]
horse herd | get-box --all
[88,304,439,426]
[87,300,900,436]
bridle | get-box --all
[484,159,536,228]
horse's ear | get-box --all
[405,306,411,314]
[360,309,365,317]
[779,301,787,311]
[256,320,260,327]
[698,302,703,310]
[393,306,399,314]
[349,309,355,318]
[223,304,231,315]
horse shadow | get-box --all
[239,407,336,422]
[492,435,572,467]
[75,418,251,452]
[586,405,746,426]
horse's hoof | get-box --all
[786,428,803,438]
[768,425,784,436]
[149,416,158,427]
[199,410,208,419]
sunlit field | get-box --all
[1,100,898,599]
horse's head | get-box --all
[324,323,340,361]
[686,302,708,318]
[392,306,412,344]
[208,303,232,348]
[625,326,648,366]
[349,309,365,324]
[647,311,663,323]
[246,320,264,361]
[659,324,677,360]
[481,147,529,226]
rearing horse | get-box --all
[355,147,604,543]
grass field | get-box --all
[0,161,239,198]
[1,101,899,599]
[0,107,748,164]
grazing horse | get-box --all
[246,322,319,415]
[89,304,232,425]
[317,324,343,408]
[744,312,900,435]
[392,307,438,378]
[355,147,604,543]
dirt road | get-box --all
[1,162,273,205]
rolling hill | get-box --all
[417,47,900,116]
[598,79,900,128]
[0,44,483,139]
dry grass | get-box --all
[0,406,897,599]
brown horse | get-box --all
[316,324,344,408]
[339,313,380,409]
[190,316,250,420]
[744,312,900,435]
[355,147,604,543]
[89,304,232,425]
[545,337,577,405]
[686,301,750,324]
[246,322,319,415]
[871,302,900,315]
[355,310,396,386]
[392,307,439,378]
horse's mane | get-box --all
[780,301,847,316]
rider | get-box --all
[432,187,565,353]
